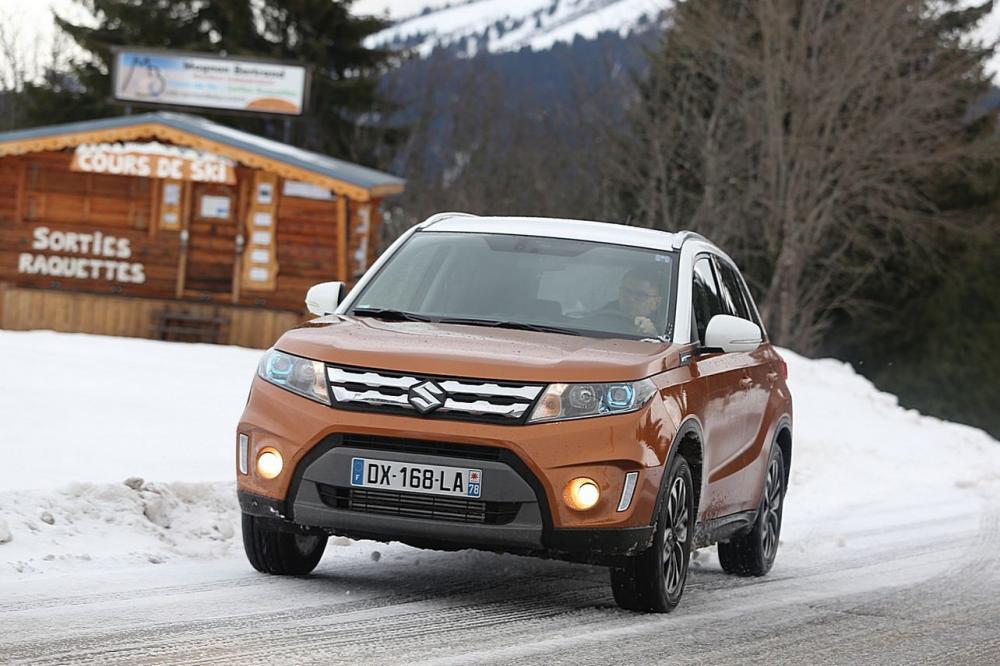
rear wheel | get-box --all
[242,513,327,575]
[610,455,694,613]
[718,445,785,576]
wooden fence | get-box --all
[0,283,303,349]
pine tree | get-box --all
[18,0,398,165]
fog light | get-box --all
[257,448,283,479]
[564,477,600,511]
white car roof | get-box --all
[419,213,695,253]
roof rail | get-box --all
[419,211,478,228]
[671,230,710,250]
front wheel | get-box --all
[610,455,694,613]
[242,513,328,575]
[718,445,785,576]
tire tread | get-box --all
[242,513,327,575]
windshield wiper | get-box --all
[435,317,583,337]
[351,307,436,322]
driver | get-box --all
[598,266,664,336]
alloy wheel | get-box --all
[761,457,783,561]
[663,475,690,595]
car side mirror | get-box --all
[305,281,345,316]
[704,314,762,353]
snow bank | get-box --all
[0,478,238,575]
[783,349,1000,511]
[1,330,997,576]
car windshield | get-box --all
[351,231,676,340]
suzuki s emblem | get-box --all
[408,380,446,414]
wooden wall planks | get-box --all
[0,284,302,349]
[0,146,388,345]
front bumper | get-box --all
[237,377,674,562]
[240,484,654,564]
[238,434,656,563]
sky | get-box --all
[2,0,1000,79]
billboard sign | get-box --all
[112,49,308,116]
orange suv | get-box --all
[237,214,792,612]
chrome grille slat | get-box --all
[439,380,542,400]
[327,367,418,389]
[440,398,530,417]
[325,365,543,423]
[329,386,411,406]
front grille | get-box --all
[326,365,544,425]
[318,484,521,525]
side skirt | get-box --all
[693,510,758,549]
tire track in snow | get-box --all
[1,497,994,665]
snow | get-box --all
[365,0,673,56]
[359,0,1000,79]
[0,329,998,579]
[0,331,258,490]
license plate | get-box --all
[350,458,482,498]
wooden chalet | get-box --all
[0,112,404,348]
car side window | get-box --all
[737,273,765,332]
[717,259,764,333]
[691,256,725,346]
[714,258,753,322]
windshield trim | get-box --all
[346,230,680,342]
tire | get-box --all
[610,455,694,613]
[718,445,785,576]
[242,513,328,575]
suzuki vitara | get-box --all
[237,213,793,613]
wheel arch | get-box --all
[773,416,792,488]
[652,417,704,526]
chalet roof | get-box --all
[0,112,404,201]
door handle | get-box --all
[739,377,753,389]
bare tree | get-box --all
[614,0,995,352]
[0,6,75,130]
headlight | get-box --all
[257,349,330,405]
[528,379,656,423]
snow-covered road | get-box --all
[2,491,998,664]
[2,331,999,663]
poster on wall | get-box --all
[199,195,232,219]
[112,48,308,116]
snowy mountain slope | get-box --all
[0,329,997,576]
[365,0,672,55]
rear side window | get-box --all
[691,256,725,345]
[714,258,764,332]
[714,258,753,321]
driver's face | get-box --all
[619,278,661,317]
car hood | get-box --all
[274,316,678,383]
